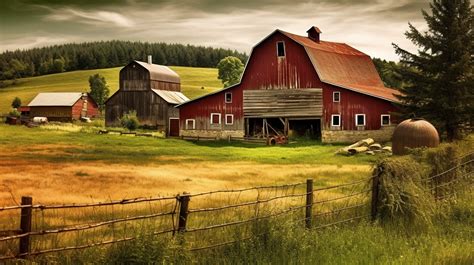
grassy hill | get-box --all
[0,66,223,114]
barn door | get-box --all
[169,118,180,137]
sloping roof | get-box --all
[28,92,83,107]
[152,89,189,104]
[177,28,401,107]
[280,30,400,102]
[135,61,180,83]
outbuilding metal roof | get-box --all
[28,92,84,107]
[280,30,401,102]
[135,61,180,84]
[152,89,189,104]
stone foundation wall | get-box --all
[322,126,395,144]
[180,129,245,139]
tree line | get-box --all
[0,41,248,81]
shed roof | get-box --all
[280,30,400,102]
[28,92,84,107]
[152,89,189,105]
[134,61,180,83]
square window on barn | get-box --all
[331,114,341,127]
[356,114,366,126]
[381,115,390,126]
[277,41,285,57]
[210,113,221,125]
[225,92,232,103]
[225,114,234,125]
[186,119,195,130]
[333,91,340,102]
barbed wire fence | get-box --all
[0,152,472,261]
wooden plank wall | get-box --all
[243,89,323,118]
[120,65,149,91]
[105,90,170,129]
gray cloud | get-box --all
[0,0,431,61]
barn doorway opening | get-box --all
[246,118,285,138]
[289,119,321,140]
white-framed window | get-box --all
[381,115,390,126]
[225,114,234,125]
[276,41,285,57]
[210,113,221,125]
[185,119,195,130]
[331,114,341,127]
[333,91,340,102]
[355,114,366,126]
[225,92,232,103]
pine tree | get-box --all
[393,0,474,141]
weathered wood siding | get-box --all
[120,62,149,91]
[30,106,72,121]
[105,91,171,129]
[71,95,99,119]
[151,80,180,91]
[243,89,322,118]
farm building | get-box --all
[27,92,99,122]
[177,26,401,143]
[105,58,188,135]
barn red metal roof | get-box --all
[280,30,401,102]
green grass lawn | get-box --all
[0,66,223,114]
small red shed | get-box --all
[27,92,99,122]
[177,26,401,143]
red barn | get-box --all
[27,92,99,122]
[177,26,400,143]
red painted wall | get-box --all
[180,31,397,131]
[71,95,99,119]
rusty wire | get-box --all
[314,189,370,205]
[187,182,306,198]
[423,159,473,181]
[0,195,178,212]
[188,192,310,214]
[0,210,175,242]
[186,205,307,233]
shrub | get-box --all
[120,110,139,131]
[375,156,434,228]
[8,108,20,117]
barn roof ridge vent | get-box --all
[307,26,322,43]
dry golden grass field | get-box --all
[0,123,374,206]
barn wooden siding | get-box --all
[179,30,398,135]
[243,89,322,118]
[120,62,180,92]
[106,91,177,128]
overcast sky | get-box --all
[0,0,431,61]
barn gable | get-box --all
[178,26,399,143]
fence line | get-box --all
[0,158,472,261]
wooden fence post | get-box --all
[177,193,190,233]
[371,168,381,222]
[305,179,313,229]
[19,196,32,258]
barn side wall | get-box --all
[30,106,72,121]
[105,90,172,130]
[120,62,150,91]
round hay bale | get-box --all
[392,118,439,155]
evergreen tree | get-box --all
[393,0,474,141]
[89,74,110,111]
[11,97,21,109]
[217,56,244,87]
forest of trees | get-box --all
[0,41,248,81]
